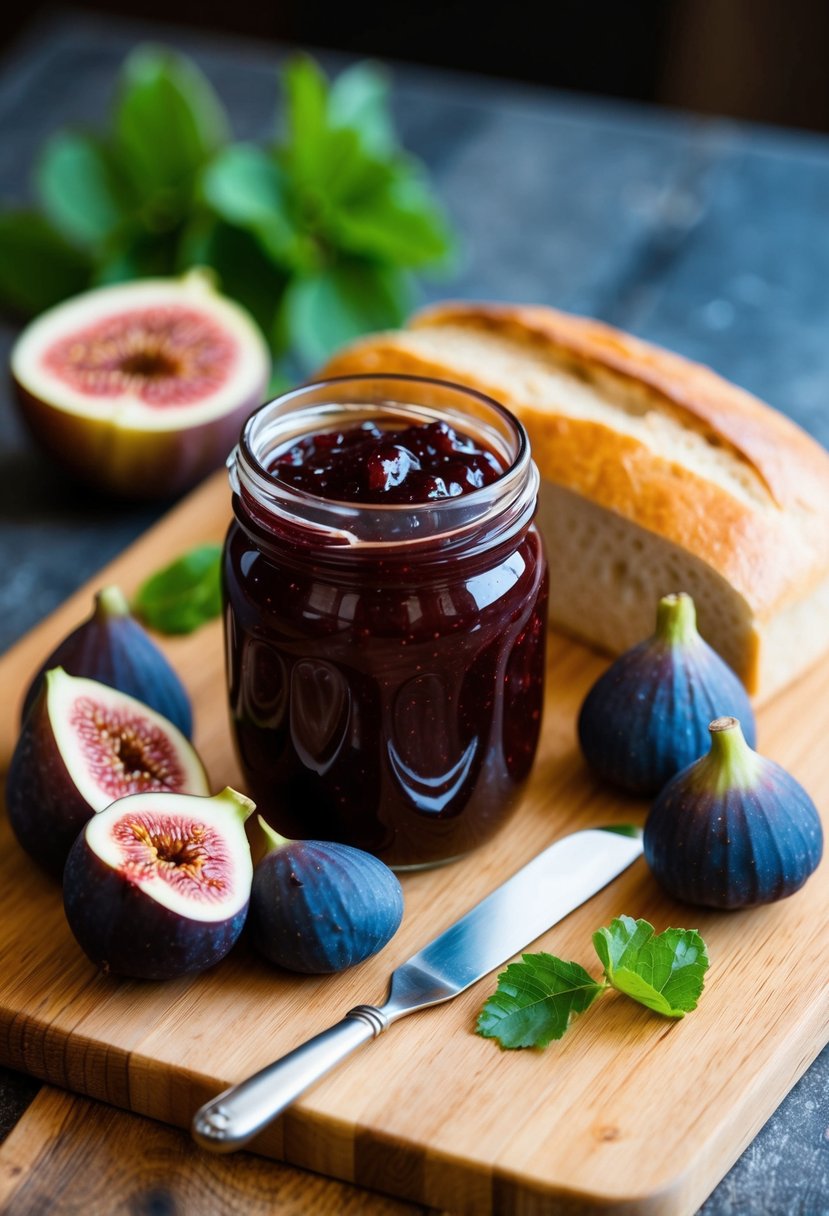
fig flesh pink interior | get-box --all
[86,790,254,920]
[71,695,188,799]
[10,275,271,430]
[48,669,208,811]
[43,307,237,407]
[113,812,232,904]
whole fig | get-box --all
[249,818,404,973]
[578,593,756,796]
[644,716,823,908]
[21,585,192,737]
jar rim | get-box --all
[231,373,537,550]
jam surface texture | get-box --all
[270,419,503,503]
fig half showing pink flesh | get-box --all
[63,788,255,979]
[5,668,209,877]
[11,273,271,499]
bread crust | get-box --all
[322,302,829,624]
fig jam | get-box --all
[224,376,548,869]
[270,418,503,503]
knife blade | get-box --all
[192,824,643,1152]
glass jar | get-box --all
[223,375,548,869]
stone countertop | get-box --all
[0,12,827,1214]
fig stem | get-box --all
[213,787,256,824]
[95,586,131,619]
[257,814,291,853]
[655,593,698,646]
[44,665,69,692]
[699,717,760,793]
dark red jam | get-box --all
[224,384,548,869]
[269,419,503,503]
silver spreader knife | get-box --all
[192,824,643,1153]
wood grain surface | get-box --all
[0,1086,435,1216]
[0,468,827,1215]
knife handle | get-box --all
[191,1004,389,1153]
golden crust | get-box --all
[321,302,829,623]
[412,302,829,514]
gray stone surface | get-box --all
[0,12,828,1211]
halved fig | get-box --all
[63,787,254,979]
[11,272,270,499]
[21,585,192,737]
[6,668,208,875]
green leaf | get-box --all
[280,58,395,206]
[183,219,288,342]
[37,132,133,247]
[329,62,395,155]
[282,55,330,184]
[593,917,709,1019]
[0,212,91,316]
[115,46,229,197]
[278,126,378,215]
[476,953,605,1049]
[201,144,309,267]
[283,260,411,368]
[202,144,287,229]
[93,225,182,284]
[175,211,217,268]
[132,544,223,635]
[331,177,453,267]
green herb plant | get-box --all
[132,543,222,634]
[476,916,709,1049]
[0,47,454,369]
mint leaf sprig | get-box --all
[0,48,455,368]
[477,917,709,1050]
[132,544,222,635]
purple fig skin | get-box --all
[20,587,192,737]
[578,593,756,797]
[63,833,249,979]
[644,717,823,908]
[6,681,94,876]
[13,380,265,502]
[249,822,404,974]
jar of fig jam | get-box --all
[223,375,548,869]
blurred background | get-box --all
[3,0,829,133]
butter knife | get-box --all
[192,824,643,1152]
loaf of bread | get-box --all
[322,302,829,702]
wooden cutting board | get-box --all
[1,468,827,1216]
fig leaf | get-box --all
[329,62,396,156]
[115,45,230,196]
[0,212,92,316]
[282,55,331,185]
[331,173,455,268]
[476,917,710,1050]
[132,544,222,635]
[37,132,134,248]
[0,46,455,365]
[593,916,709,1018]
[283,260,411,368]
[93,226,182,285]
[476,954,605,1049]
[202,144,308,269]
[179,220,289,343]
